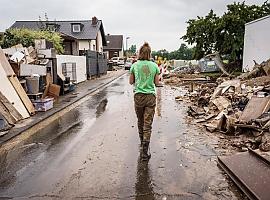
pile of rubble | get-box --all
[0,41,62,133]
[173,59,270,152]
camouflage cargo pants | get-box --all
[134,93,156,142]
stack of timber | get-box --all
[0,47,35,132]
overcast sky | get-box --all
[0,0,264,51]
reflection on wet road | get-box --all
[0,75,243,199]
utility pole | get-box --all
[126,37,130,57]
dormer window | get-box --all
[71,23,83,33]
[46,23,60,31]
[72,24,81,32]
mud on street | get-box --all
[0,74,246,200]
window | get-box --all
[46,23,59,31]
[72,24,81,32]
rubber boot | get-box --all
[142,141,151,161]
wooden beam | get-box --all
[8,76,35,115]
[0,56,30,119]
[0,47,15,76]
[0,91,23,121]
[0,101,16,125]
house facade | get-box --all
[103,34,123,59]
[9,17,107,56]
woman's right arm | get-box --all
[154,74,160,86]
[154,65,160,86]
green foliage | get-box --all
[129,44,136,55]
[152,49,169,59]
[168,43,194,60]
[182,10,218,59]
[182,1,270,61]
[152,44,194,60]
[0,28,64,54]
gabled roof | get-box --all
[103,34,123,50]
[10,20,107,46]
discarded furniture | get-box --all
[32,98,54,112]
[0,47,34,118]
[56,55,87,84]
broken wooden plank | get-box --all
[211,96,231,111]
[263,120,270,129]
[234,123,262,131]
[0,47,15,76]
[263,64,270,76]
[239,96,270,123]
[8,76,35,115]
[206,53,231,77]
[0,57,30,119]
[0,91,23,121]
[181,78,209,82]
[0,101,16,125]
[1,47,36,115]
[211,79,241,99]
[218,149,270,200]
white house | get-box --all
[103,34,123,59]
[243,15,270,72]
[9,17,107,56]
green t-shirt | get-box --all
[130,60,160,95]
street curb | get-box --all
[0,71,127,147]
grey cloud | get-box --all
[0,0,264,51]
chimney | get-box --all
[92,16,98,26]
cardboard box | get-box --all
[42,83,61,101]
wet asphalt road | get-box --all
[0,74,244,200]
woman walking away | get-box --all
[129,42,160,160]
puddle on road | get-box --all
[143,86,244,200]
[96,99,108,118]
[0,86,112,190]
[0,76,246,200]
[135,156,155,200]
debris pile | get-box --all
[173,58,270,152]
[0,40,61,133]
[171,64,200,74]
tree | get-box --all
[0,13,64,53]
[168,43,194,60]
[182,9,218,60]
[152,44,194,60]
[182,1,270,61]
[152,49,169,59]
[129,45,136,55]
[214,1,270,61]
[0,28,64,53]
